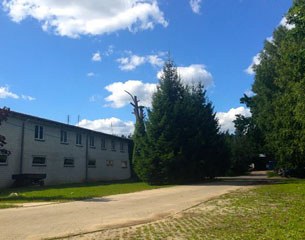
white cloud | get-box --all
[3,0,168,38]
[279,17,295,30]
[117,55,146,71]
[105,80,157,108]
[92,52,101,62]
[0,86,19,99]
[157,64,213,88]
[190,0,202,14]
[216,107,251,133]
[147,54,164,67]
[245,53,261,75]
[21,95,36,101]
[77,117,134,136]
[117,52,164,71]
[87,72,95,77]
[0,86,35,101]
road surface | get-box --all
[0,171,273,240]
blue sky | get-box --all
[0,0,292,135]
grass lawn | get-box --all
[80,179,305,240]
[0,180,168,208]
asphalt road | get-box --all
[0,171,272,240]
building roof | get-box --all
[9,110,132,141]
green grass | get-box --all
[0,180,168,208]
[87,179,305,240]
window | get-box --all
[34,125,44,140]
[0,154,8,165]
[88,159,96,168]
[76,133,82,145]
[121,161,128,168]
[120,142,124,152]
[111,139,116,151]
[101,137,106,150]
[64,158,74,167]
[89,136,95,148]
[32,156,46,166]
[60,130,68,143]
[106,160,113,167]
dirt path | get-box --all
[0,171,272,240]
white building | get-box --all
[0,111,131,188]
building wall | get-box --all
[0,115,131,188]
[0,117,22,188]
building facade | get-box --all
[0,111,131,188]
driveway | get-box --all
[0,171,273,240]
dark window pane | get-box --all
[0,154,8,164]
[39,126,43,139]
[35,125,39,139]
[33,157,46,165]
[64,158,74,166]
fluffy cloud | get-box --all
[3,0,168,38]
[0,86,19,99]
[157,64,213,88]
[117,52,164,71]
[92,52,101,62]
[117,55,146,71]
[105,80,157,108]
[77,117,134,136]
[245,53,261,75]
[216,107,251,133]
[190,0,202,14]
[0,86,35,101]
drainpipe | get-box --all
[85,134,88,182]
[19,121,25,174]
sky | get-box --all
[0,0,292,135]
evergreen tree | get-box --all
[145,59,185,183]
[135,59,229,184]
[249,0,305,175]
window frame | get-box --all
[0,153,8,166]
[101,137,106,150]
[32,156,46,167]
[34,125,44,141]
[120,141,124,152]
[60,130,68,144]
[88,159,96,168]
[106,160,113,167]
[64,158,74,167]
[89,136,95,148]
[121,161,128,168]
[76,133,82,146]
[111,139,116,151]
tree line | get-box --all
[226,0,305,177]
[130,0,305,183]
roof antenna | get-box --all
[111,122,113,135]
[67,115,70,125]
